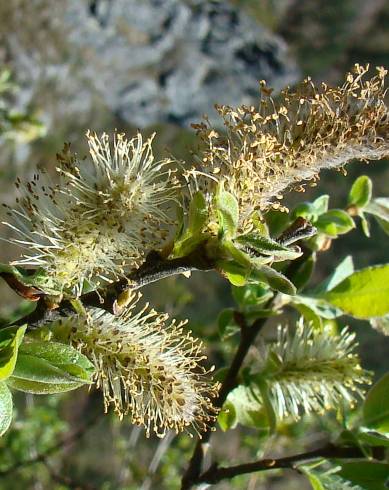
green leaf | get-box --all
[232,283,273,308]
[187,191,208,235]
[19,340,94,382]
[300,462,364,490]
[215,183,239,238]
[251,213,269,236]
[288,253,316,291]
[333,460,389,490]
[365,198,389,224]
[357,429,389,447]
[251,265,296,295]
[234,233,302,261]
[292,295,342,319]
[0,382,12,436]
[360,213,371,238]
[292,302,323,330]
[312,195,330,215]
[8,341,94,394]
[348,176,373,209]
[171,192,209,257]
[363,372,389,435]
[315,210,355,237]
[217,309,240,340]
[322,265,389,319]
[265,209,290,236]
[365,198,389,236]
[218,401,237,431]
[221,240,254,268]
[217,260,248,286]
[174,204,185,242]
[226,384,269,432]
[255,377,276,433]
[0,325,26,381]
[292,202,318,221]
[314,256,354,294]
[0,264,61,295]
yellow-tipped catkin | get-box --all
[188,64,389,223]
[55,292,219,438]
[2,132,179,294]
[264,321,371,420]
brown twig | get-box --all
[196,444,384,485]
[181,314,269,489]
[181,236,315,490]
[7,245,214,330]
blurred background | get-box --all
[0,1,388,488]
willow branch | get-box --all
[181,314,268,489]
[8,245,214,329]
[181,240,314,490]
[80,247,213,313]
[196,444,384,485]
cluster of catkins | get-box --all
[2,65,389,437]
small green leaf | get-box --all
[0,382,12,436]
[333,460,389,490]
[292,295,342,319]
[217,260,248,286]
[265,209,290,236]
[292,202,317,222]
[314,256,354,294]
[357,428,389,447]
[217,309,240,340]
[19,339,94,381]
[215,183,239,238]
[315,209,355,237]
[292,303,323,330]
[174,204,185,241]
[218,401,237,431]
[322,265,389,319]
[312,195,330,215]
[251,265,296,295]
[221,240,254,268]
[8,341,94,394]
[255,377,276,433]
[360,213,371,238]
[348,175,373,209]
[363,372,389,435]
[234,233,302,261]
[0,325,26,381]
[187,191,208,235]
[288,253,316,291]
[232,283,273,308]
[365,198,389,236]
[301,459,389,490]
[251,213,269,236]
[226,384,269,432]
[0,264,61,295]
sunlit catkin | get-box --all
[262,321,371,420]
[2,132,179,294]
[188,64,389,224]
[55,292,219,438]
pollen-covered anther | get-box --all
[56,292,219,438]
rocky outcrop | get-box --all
[1,0,299,130]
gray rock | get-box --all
[1,0,299,130]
